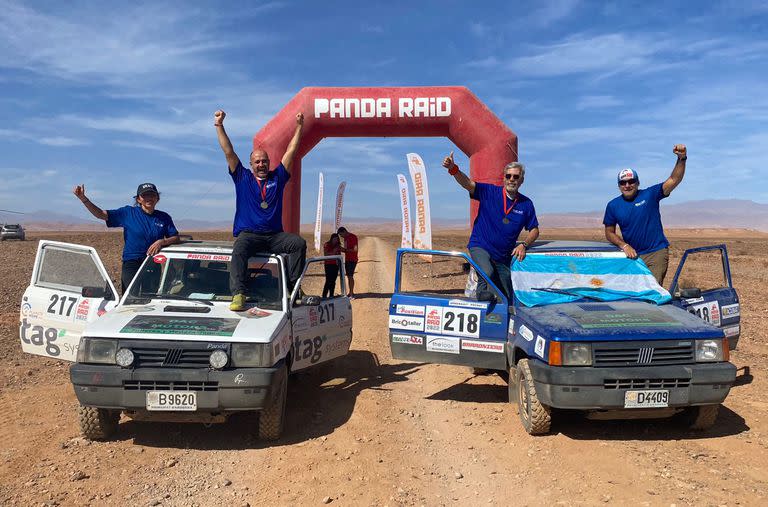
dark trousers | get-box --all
[121,258,144,293]
[469,247,513,301]
[230,231,307,295]
[322,264,339,298]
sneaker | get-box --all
[229,293,246,311]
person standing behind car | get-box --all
[73,183,180,292]
[337,227,358,298]
[322,233,342,298]
[441,152,539,300]
[603,144,687,284]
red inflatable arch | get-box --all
[252,86,517,233]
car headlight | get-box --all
[561,343,593,366]
[231,343,273,367]
[77,338,117,364]
[696,339,725,362]
[208,349,229,369]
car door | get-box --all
[20,240,118,361]
[289,255,353,371]
[668,244,740,349]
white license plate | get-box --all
[146,391,197,411]
[624,389,669,408]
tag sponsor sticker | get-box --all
[721,304,740,318]
[448,299,488,309]
[426,335,460,354]
[461,339,504,354]
[534,336,546,358]
[389,315,424,331]
[395,304,425,316]
[392,333,424,345]
[519,325,534,342]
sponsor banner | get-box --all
[461,339,504,354]
[186,254,231,261]
[396,304,425,316]
[484,313,502,324]
[721,303,740,318]
[534,336,546,358]
[574,309,682,329]
[723,325,740,337]
[121,316,240,336]
[388,315,424,331]
[313,96,452,119]
[407,153,433,260]
[448,299,487,310]
[391,333,424,345]
[314,172,324,252]
[426,335,460,354]
[397,174,413,248]
[334,181,347,231]
[519,325,534,341]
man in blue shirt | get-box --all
[73,182,180,292]
[442,152,539,300]
[603,144,688,284]
[214,109,306,311]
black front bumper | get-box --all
[70,359,286,412]
[529,361,736,410]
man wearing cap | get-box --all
[603,144,688,284]
[442,152,539,300]
[214,109,306,311]
[73,182,180,292]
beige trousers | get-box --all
[640,247,670,286]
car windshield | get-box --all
[511,252,672,307]
[125,253,283,309]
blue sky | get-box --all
[1,0,767,227]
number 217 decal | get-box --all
[47,294,78,317]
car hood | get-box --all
[83,302,287,343]
[515,301,724,341]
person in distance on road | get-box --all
[441,152,539,300]
[322,233,342,299]
[214,109,307,311]
[73,183,180,292]
[603,144,687,285]
[337,226,358,298]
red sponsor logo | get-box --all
[75,299,90,321]
[153,254,167,264]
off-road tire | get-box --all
[515,359,551,435]
[78,405,119,440]
[685,404,720,430]
[259,364,288,440]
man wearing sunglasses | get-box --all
[442,152,539,300]
[603,144,688,284]
[215,109,307,311]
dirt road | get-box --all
[1,233,767,506]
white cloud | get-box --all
[524,0,581,27]
[575,95,623,110]
[39,136,89,147]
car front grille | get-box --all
[132,347,213,368]
[593,340,694,367]
[603,378,691,390]
[123,380,219,391]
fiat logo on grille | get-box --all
[637,347,654,364]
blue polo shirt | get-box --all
[468,183,539,263]
[106,206,179,261]
[603,183,669,255]
[230,161,290,236]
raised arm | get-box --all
[662,144,687,196]
[442,151,476,193]
[281,112,304,173]
[214,110,241,173]
[73,184,108,221]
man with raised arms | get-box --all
[442,153,539,300]
[215,110,306,311]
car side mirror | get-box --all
[476,290,497,303]
[301,295,322,306]
[679,287,702,299]
[82,286,106,298]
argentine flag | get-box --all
[511,252,672,307]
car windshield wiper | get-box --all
[152,293,214,306]
[124,297,151,305]
[530,287,604,302]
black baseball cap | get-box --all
[135,182,160,197]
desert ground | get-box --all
[1,228,766,506]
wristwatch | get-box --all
[521,241,528,249]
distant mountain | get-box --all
[11,199,768,232]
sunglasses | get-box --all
[505,173,521,180]
[619,179,637,187]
